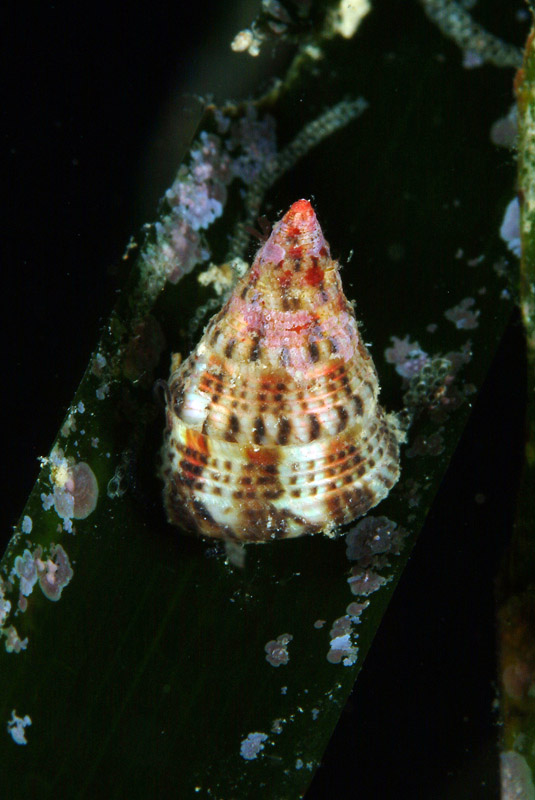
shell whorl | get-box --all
[160,199,400,542]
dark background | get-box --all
[2,2,526,797]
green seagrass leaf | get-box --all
[1,1,525,797]
[496,10,535,797]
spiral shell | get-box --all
[160,199,400,542]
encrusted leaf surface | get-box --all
[497,13,535,797]
[1,1,524,797]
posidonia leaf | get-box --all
[2,1,526,797]
[496,10,535,798]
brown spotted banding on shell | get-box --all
[160,199,401,542]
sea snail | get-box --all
[160,199,400,542]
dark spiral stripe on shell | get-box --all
[277,416,291,445]
[336,405,349,432]
[253,417,266,444]
[249,338,261,362]
[309,414,321,440]
[308,341,319,362]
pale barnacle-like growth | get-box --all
[160,199,401,542]
[240,732,269,760]
[141,109,276,296]
[345,515,406,562]
[7,711,32,745]
[385,335,430,379]
[21,515,32,534]
[226,105,278,184]
[13,550,38,597]
[500,751,535,799]
[490,103,518,150]
[37,544,74,601]
[500,198,521,258]
[345,515,408,597]
[67,462,99,519]
[444,297,479,330]
[4,625,28,654]
[142,131,232,290]
[327,0,371,40]
[48,450,99,529]
[264,633,293,666]
[327,615,359,666]
[0,584,11,627]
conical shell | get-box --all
[160,199,400,542]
